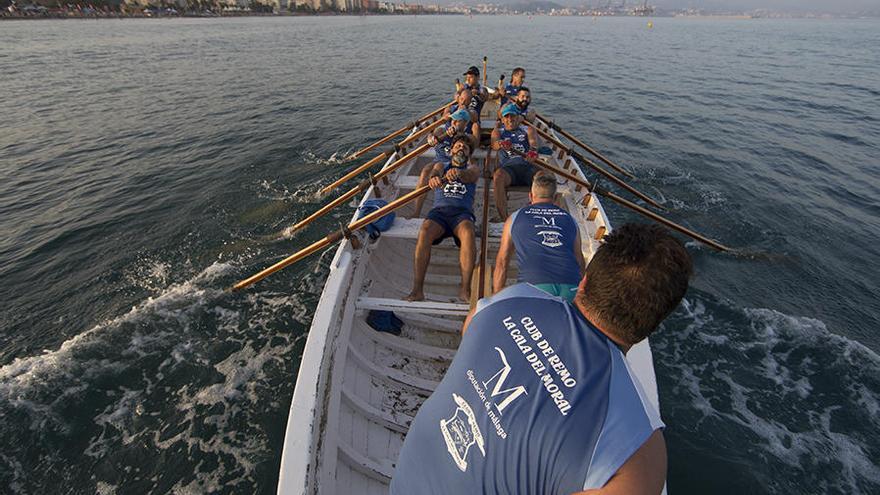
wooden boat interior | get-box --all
[277,99,662,494]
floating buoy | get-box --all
[647,20,653,28]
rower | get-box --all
[491,103,540,220]
[495,85,535,122]
[412,109,478,218]
[493,174,585,301]
[514,86,536,122]
[391,223,693,495]
[462,65,489,117]
[499,66,526,105]
[443,87,480,126]
[405,135,480,303]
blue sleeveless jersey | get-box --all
[433,164,476,211]
[511,203,582,286]
[391,284,664,495]
[464,83,485,115]
[499,125,530,166]
[500,83,522,105]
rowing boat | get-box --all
[274,98,663,494]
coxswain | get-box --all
[391,223,693,495]
[411,109,478,218]
[462,65,489,117]
[491,103,540,220]
[494,173,585,301]
[405,135,480,303]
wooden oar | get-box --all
[482,56,488,87]
[510,150,730,252]
[477,150,493,299]
[534,112,635,179]
[320,117,448,196]
[524,120,665,210]
[345,100,453,162]
[287,143,432,235]
[233,182,439,291]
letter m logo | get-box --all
[539,216,556,226]
[482,347,528,414]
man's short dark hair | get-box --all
[451,134,473,156]
[517,86,530,95]
[512,67,525,76]
[576,223,693,345]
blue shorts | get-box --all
[500,158,536,187]
[426,206,475,245]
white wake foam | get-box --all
[655,298,880,493]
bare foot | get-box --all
[404,291,425,302]
[458,287,471,303]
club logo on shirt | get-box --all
[440,393,486,472]
[444,181,467,198]
[538,230,563,248]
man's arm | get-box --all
[458,162,481,183]
[490,127,505,151]
[526,125,539,150]
[572,430,667,495]
[493,217,515,294]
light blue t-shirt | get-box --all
[391,284,664,494]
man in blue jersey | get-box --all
[514,86,537,122]
[405,135,481,303]
[496,84,535,122]
[492,103,540,220]
[494,174,585,301]
[392,223,692,495]
[412,109,479,218]
[444,87,480,126]
[498,66,526,106]
[462,65,489,117]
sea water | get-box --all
[1,16,879,494]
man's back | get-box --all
[511,202,582,286]
[391,284,663,495]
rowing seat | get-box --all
[356,297,470,317]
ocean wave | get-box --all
[0,260,320,492]
[654,297,880,494]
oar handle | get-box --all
[534,113,636,179]
[508,149,730,252]
[525,120,664,210]
[482,56,488,87]
[233,183,440,291]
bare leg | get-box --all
[454,220,476,303]
[493,168,513,221]
[410,163,436,218]
[405,219,444,301]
